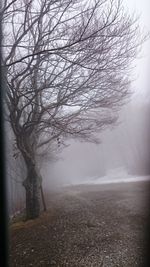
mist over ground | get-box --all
[41,96,150,190]
[7,93,150,216]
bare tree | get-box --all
[2,0,143,219]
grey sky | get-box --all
[124,0,150,98]
[124,0,150,27]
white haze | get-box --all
[41,99,150,189]
[41,0,150,190]
[6,0,150,217]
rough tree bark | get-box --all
[23,159,40,219]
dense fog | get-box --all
[41,95,150,190]
[5,1,150,266]
[6,83,150,215]
[5,0,150,216]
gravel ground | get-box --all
[9,181,150,267]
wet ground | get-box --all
[9,181,150,266]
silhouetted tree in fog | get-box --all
[2,0,143,219]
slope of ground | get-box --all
[9,181,150,267]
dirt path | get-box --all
[9,181,150,267]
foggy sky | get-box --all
[124,0,150,99]
[41,0,150,189]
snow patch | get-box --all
[64,167,150,186]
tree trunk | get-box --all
[23,163,40,220]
